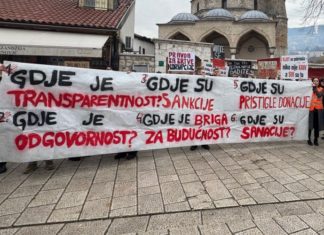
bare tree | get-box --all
[303,0,324,24]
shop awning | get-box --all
[0,28,109,58]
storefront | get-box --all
[0,28,110,69]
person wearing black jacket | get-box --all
[114,69,137,160]
[308,78,324,146]
[321,79,324,140]
[190,67,210,151]
[0,64,7,174]
[115,151,137,160]
[0,162,6,174]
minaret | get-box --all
[191,0,219,15]
[191,0,204,14]
[191,0,255,14]
[266,0,288,56]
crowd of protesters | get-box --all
[0,63,323,175]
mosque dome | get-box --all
[239,10,269,21]
[170,13,199,23]
[205,8,234,20]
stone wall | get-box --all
[237,36,269,59]
[153,39,213,73]
[119,54,155,72]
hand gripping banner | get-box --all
[0,62,312,162]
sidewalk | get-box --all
[1,199,324,234]
[0,140,324,234]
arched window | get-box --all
[201,31,231,59]
[254,0,258,10]
[222,0,227,8]
[169,32,191,41]
[197,2,200,12]
[236,30,270,60]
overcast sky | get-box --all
[135,0,324,38]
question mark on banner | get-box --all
[290,127,296,137]
[157,96,162,107]
[128,131,138,147]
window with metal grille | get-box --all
[133,64,149,73]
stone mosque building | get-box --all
[154,0,287,72]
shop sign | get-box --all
[0,44,101,58]
[0,45,27,55]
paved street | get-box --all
[1,140,324,234]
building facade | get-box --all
[119,34,155,72]
[0,0,134,71]
[157,0,287,70]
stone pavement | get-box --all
[0,140,324,234]
[1,199,324,234]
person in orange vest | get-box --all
[321,78,324,140]
[308,78,324,146]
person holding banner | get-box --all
[115,151,137,160]
[0,64,7,174]
[308,78,324,146]
[114,69,138,160]
[191,67,210,151]
[0,162,6,174]
[23,160,55,174]
[0,63,55,174]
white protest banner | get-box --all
[211,59,228,77]
[219,66,229,77]
[0,61,312,162]
[257,58,280,79]
[281,55,308,80]
[168,52,195,72]
[203,62,213,76]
